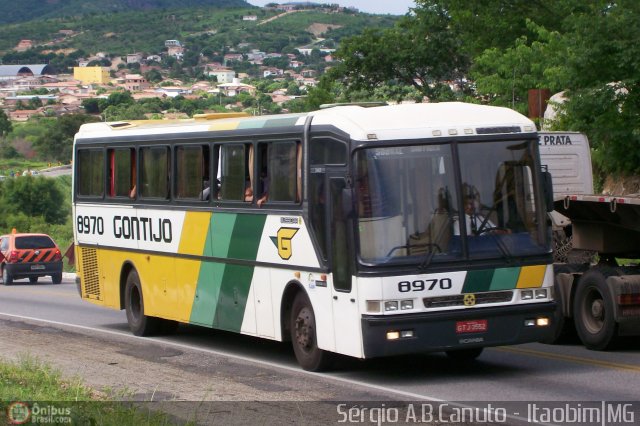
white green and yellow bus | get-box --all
[73,102,556,371]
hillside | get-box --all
[0,7,396,59]
[0,0,251,25]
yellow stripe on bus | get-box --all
[208,121,240,131]
[516,265,547,288]
[172,212,213,320]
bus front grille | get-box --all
[80,247,101,300]
[423,291,514,308]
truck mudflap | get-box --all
[606,275,640,321]
[361,302,556,358]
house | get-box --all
[207,68,235,84]
[9,109,42,121]
[223,53,244,65]
[15,40,34,52]
[165,40,184,59]
[73,67,110,85]
[216,79,256,97]
[126,53,143,64]
[155,86,192,98]
[124,74,149,91]
[263,68,284,78]
[243,15,258,21]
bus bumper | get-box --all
[361,302,556,358]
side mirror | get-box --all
[542,170,554,212]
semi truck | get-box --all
[539,131,640,349]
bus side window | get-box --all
[140,146,170,200]
[175,145,209,200]
[76,149,105,198]
[107,148,135,198]
[218,143,247,201]
[263,141,298,205]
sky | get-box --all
[247,1,416,16]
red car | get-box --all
[0,232,63,285]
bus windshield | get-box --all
[354,140,549,266]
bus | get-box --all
[73,102,556,371]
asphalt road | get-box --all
[1,276,639,424]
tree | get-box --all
[32,114,99,161]
[0,109,12,137]
[335,4,469,101]
[0,176,69,225]
[466,0,640,176]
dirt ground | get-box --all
[0,318,401,425]
[602,175,640,195]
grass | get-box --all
[0,159,51,177]
[0,355,182,425]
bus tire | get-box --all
[290,292,332,371]
[2,267,13,286]
[445,347,484,361]
[573,269,618,350]
[124,270,160,336]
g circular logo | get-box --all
[7,402,31,425]
[463,293,476,306]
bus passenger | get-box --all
[244,186,254,202]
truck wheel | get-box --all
[124,270,160,336]
[2,267,13,286]
[573,269,618,350]
[51,273,62,284]
[290,292,332,371]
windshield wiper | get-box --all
[418,217,452,270]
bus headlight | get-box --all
[521,290,534,300]
[384,301,399,312]
[401,300,414,310]
[535,289,548,299]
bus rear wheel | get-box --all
[124,270,160,336]
[290,292,332,371]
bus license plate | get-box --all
[456,320,488,334]
[30,265,45,270]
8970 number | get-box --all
[77,215,104,235]
[398,278,452,292]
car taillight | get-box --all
[7,251,19,263]
[53,249,62,261]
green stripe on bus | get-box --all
[489,267,521,290]
[263,116,301,128]
[216,214,267,332]
[190,213,235,326]
[462,269,495,293]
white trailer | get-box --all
[539,131,640,349]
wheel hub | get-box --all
[591,299,604,320]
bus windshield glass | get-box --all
[354,140,549,265]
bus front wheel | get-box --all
[124,270,160,336]
[290,292,332,371]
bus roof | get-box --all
[75,102,535,142]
